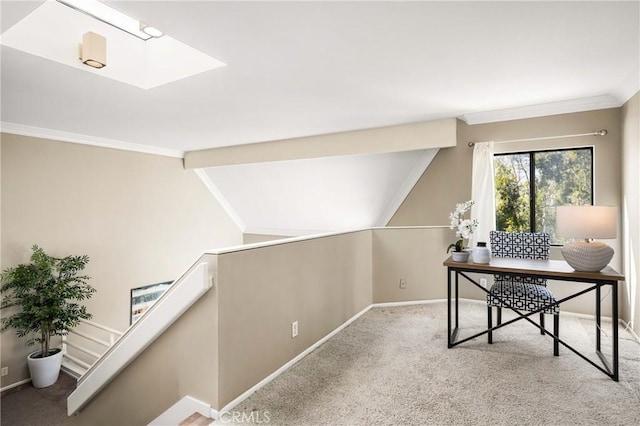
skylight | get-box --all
[1,1,225,89]
[57,0,162,40]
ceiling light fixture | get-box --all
[57,0,163,41]
[140,23,163,38]
[79,31,106,69]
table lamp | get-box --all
[556,205,617,272]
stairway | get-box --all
[179,412,214,426]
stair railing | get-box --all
[62,319,124,377]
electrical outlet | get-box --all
[480,278,488,288]
[1,367,8,377]
[399,279,407,289]
[291,321,298,338]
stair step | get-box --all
[179,412,213,426]
[61,359,88,379]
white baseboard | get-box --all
[0,378,31,393]
[626,325,640,343]
[373,299,447,307]
[148,395,212,426]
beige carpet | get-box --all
[231,301,640,425]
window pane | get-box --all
[534,149,592,243]
[494,148,593,245]
[494,153,530,232]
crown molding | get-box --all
[376,148,439,227]
[0,122,184,158]
[611,65,640,105]
[459,95,623,125]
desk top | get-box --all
[443,256,624,281]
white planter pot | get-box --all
[27,348,63,388]
[451,251,470,262]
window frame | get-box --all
[493,146,595,245]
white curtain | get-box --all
[471,142,496,247]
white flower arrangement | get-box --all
[447,200,479,253]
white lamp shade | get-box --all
[556,205,617,240]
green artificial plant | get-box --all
[447,240,465,253]
[0,245,95,358]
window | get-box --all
[494,147,593,244]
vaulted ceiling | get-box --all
[200,149,438,235]
[2,1,638,236]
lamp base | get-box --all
[561,241,614,272]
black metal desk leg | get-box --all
[596,284,601,352]
[447,268,452,348]
[488,306,493,344]
[553,313,559,356]
[612,280,619,381]
[455,271,459,329]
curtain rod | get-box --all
[467,129,608,147]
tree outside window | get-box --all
[494,147,593,244]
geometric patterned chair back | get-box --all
[490,231,550,286]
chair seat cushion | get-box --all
[487,281,559,314]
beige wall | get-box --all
[217,231,372,407]
[372,227,450,303]
[622,92,640,332]
[1,134,242,388]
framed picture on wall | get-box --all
[130,281,173,325]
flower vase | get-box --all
[472,242,491,264]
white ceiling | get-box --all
[2,1,638,152]
[1,1,639,235]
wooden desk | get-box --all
[443,256,624,381]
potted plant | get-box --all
[447,200,478,262]
[0,245,95,388]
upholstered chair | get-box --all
[487,231,559,355]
